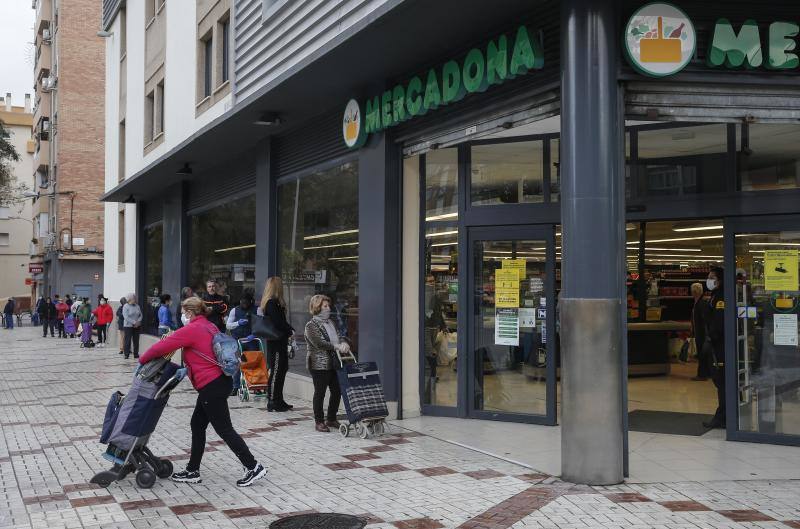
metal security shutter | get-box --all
[187,154,257,212]
[625,82,800,123]
[272,110,351,178]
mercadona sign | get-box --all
[343,25,544,148]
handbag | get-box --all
[252,314,285,341]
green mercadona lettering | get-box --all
[708,19,799,70]
[361,25,544,137]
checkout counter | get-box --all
[627,321,690,375]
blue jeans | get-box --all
[4,314,13,329]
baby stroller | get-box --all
[237,337,269,402]
[336,349,390,439]
[91,357,181,489]
[80,321,95,348]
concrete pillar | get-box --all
[254,139,274,288]
[162,183,187,300]
[559,0,625,485]
[357,133,400,402]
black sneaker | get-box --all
[171,469,201,483]
[236,463,267,487]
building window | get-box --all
[202,35,213,98]
[143,223,163,335]
[144,90,154,143]
[37,213,49,238]
[221,18,230,84]
[471,140,545,205]
[118,209,125,271]
[189,195,256,306]
[738,123,800,192]
[277,161,360,374]
[156,82,165,136]
[0,233,9,246]
[118,120,126,181]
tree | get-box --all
[0,120,25,207]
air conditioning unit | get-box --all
[42,76,57,92]
[42,120,50,132]
[42,28,52,43]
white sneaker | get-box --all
[236,463,267,487]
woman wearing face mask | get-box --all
[157,294,175,336]
[92,297,114,347]
[703,266,726,429]
[304,294,348,432]
[258,277,294,412]
[137,296,268,487]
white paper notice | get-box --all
[495,308,519,346]
[519,308,536,328]
[774,313,798,346]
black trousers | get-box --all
[711,366,726,424]
[42,318,55,336]
[188,375,256,472]
[123,327,140,357]
[265,338,288,404]
[96,324,108,343]
[57,320,65,337]
[311,369,341,423]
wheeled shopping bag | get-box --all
[80,322,94,347]
[63,316,77,336]
[91,358,182,489]
[335,350,389,439]
[237,337,269,402]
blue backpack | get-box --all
[202,327,241,376]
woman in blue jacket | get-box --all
[157,294,175,336]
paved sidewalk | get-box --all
[1,326,800,529]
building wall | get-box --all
[0,100,34,299]
[233,0,394,103]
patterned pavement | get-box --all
[2,326,800,529]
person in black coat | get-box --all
[259,277,294,412]
[690,282,711,381]
[201,280,228,332]
[38,296,57,337]
[703,266,726,429]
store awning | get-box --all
[102,0,547,203]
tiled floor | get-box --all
[2,326,800,529]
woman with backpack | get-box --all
[137,296,267,487]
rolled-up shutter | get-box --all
[186,153,257,213]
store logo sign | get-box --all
[342,99,365,148]
[343,25,544,148]
[708,19,799,70]
[624,3,695,77]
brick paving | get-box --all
[2,326,800,528]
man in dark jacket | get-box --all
[3,298,15,329]
[202,279,228,332]
[690,282,711,381]
[38,296,57,337]
[703,266,726,429]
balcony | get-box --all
[33,94,51,124]
[35,0,52,35]
[34,139,49,172]
[32,195,50,217]
[35,46,52,83]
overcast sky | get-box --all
[0,2,35,106]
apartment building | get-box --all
[0,94,34,300]
[32,0,105,300]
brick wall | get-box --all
[55,0,105,252]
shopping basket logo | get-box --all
[625,3,695,77]
[342,99,366,148]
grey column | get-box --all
[254,139,274,288]
[162,183,187,300]
[358,133,401,401]
[559,0,625,485]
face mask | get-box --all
[706,279,717,291]
[181,313,190,326]
[100,300,106,305]
[319,308,331,320]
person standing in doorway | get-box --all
[158,294,175,336]
[39,296,56,337]
[703,266,726,429]
[690,282,711,381]
[202,279,228,332]
[304,295,345,432]
[116,297,127,354]
[258,277,294,412]
[137,296,268,487]
[122,294,143,359]
[176,287,194,330]
[93,297,114,347]
[55,295,69,338]
[3,297,15,329]
[226,292,258,396]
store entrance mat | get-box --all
[628,410,714,436]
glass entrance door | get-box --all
[467,226,557,424]
[730,218,800,444]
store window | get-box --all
[143,223,163,335]
[189,195,256,307]
[739,124,800,192]
[425,148,458,221]
[277,161,359,374]
[633,124,728,196]
[471,140,544,205]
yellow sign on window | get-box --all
[496,288,520,308]
[503,259,527,280]
[764,249,799,292]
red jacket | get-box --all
[55,302,69,321]
[138,315,223,390]
[93,304,114,325]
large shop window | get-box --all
[471,140,544,205]
[143,223,163,336]
[277,161,359,374]
[739,124,800,192]
[189,195,256,305]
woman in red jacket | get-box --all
[92,297,114,347]
[137,296,267,488]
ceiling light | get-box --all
[627,234,723,244]
[672,224,723,232]
[426,230,459,238]
[253,113,282,126]
[748,242,800,247]
[425,212,458,221]
[214,244,256,253]
[305,241,359,250]
[303,229,358,241]
[625,247,702,252]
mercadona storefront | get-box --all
[104,0,800,483]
